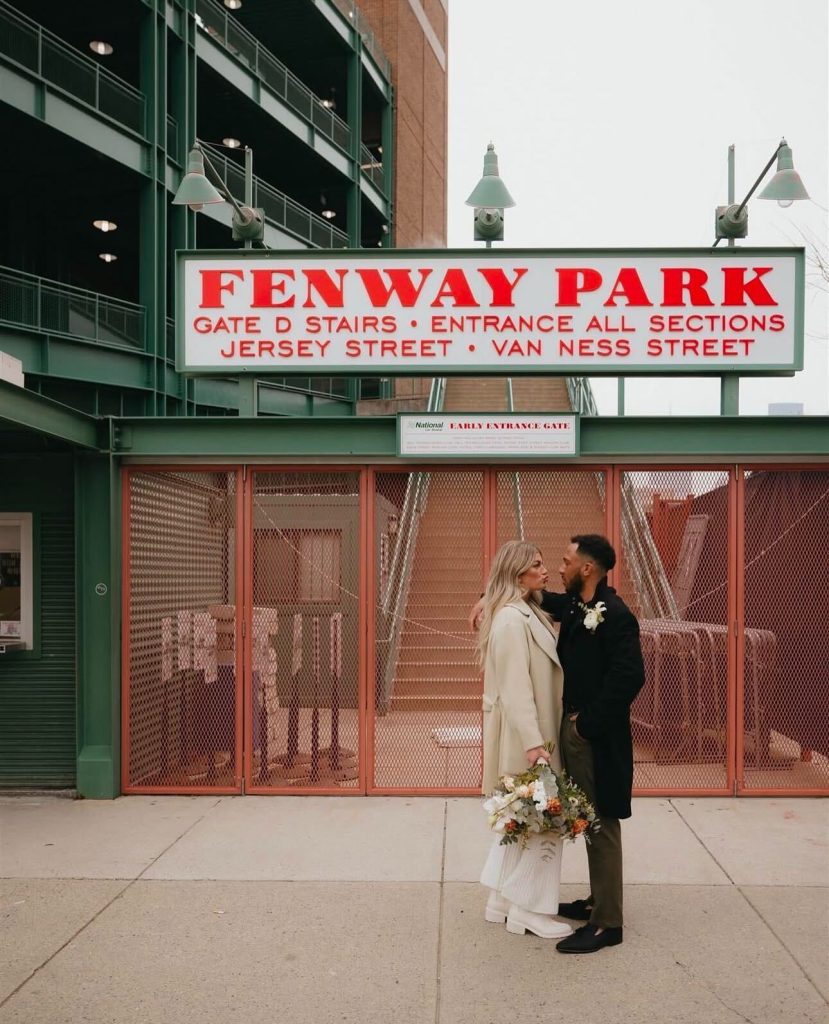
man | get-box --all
[470,534,645,953]
[541,534,644,952]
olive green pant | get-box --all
[560,715,624,929]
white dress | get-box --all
[480,831,564,914]
[480,601,565,915]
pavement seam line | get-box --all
[0,798,223,1010]
[669,799,736,884]
[434,799,448,1024]
[738,885,829,1004]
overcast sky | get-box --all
[446,0,828,414]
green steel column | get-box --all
[170,0,198,414]
[75,454,121,798]
[139,0,169,415]
[346,37,363,247]
[381,83,394,245]
[721,143,740,414]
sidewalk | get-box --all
[1,795,826,1024]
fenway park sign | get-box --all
[176,248,804,375]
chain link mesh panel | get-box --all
[619,470,731,791]
[126,470,239,791]
[372,471,483,790]
[496,469,607,565]
[740,469,829,792]
[248,471,362,791]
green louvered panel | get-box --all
[0,513,76,787]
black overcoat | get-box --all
[540,579,645,819]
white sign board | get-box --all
[177,248,804,375]
[398,414,578,457]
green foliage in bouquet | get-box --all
[482,741,600,847]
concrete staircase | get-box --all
[390,376,596,712]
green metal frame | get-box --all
[75,454,122,798]
[174,247,805,377]
[109,413,829,459]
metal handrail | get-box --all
[359,142,385,193]
[194,0,352,154]
[200,143,349,249]
[505,378,525,540]
[327,0,392,78]
[376,378,446,712]
[0,1,145,135]
[567,376,678,619]
[0,265,145,349]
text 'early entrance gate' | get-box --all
[123,465,829,797]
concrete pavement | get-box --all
[0,795,827,1023]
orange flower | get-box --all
[572,818,589,835]
[547,798,562,814]
[505,820,517,832]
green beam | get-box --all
[0,380,101,449]
[111,413,829,459]
[75,454,121,797]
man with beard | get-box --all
[470,533,644,953]
[540,534,644,952]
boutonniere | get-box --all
[578,601,606,632]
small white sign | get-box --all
[398,414,578,457]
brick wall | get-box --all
[358,0,448,248]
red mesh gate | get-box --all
[246,470,363,793]
[123,468,242,793]
[739,467,829,794]
[370,470,483,792]
[617,468,733,794]
[121,464,828,797]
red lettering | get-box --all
[604,268,652,307]
[722,267,777,306]
[556,268,603,306]
[199,269,244,308]
[661,268,714,307]
[355,268,432,307]
[251,269,296,308]
[477,267,528,306]
[430,269,479,308]
[302,268,347,308]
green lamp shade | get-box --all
[465,143,516,209]
[757,143,810,202]
[172,147,225,207]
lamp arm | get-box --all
[732,140,785,219]
[712,139,785,247]
[196,142,249,221]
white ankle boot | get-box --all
[506,906,573,939]
[484,891,511,923]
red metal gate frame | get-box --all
[242,466,369,795]
[120,462,827,797]
[735,462,828,797]
[612,464,736,798]
[121,465,245,795]
[366,465,490,795]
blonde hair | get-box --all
[477,540,542,664]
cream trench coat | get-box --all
[481,600,564,795]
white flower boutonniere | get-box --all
[579,600,607,632]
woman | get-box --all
[478,540,572,939]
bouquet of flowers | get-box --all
[483,742,599,847]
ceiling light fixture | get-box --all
[98,253,118,263]
[89,40,113,55]
[222,137,241,148]
[93,220,117,233]
[223,0,242,9]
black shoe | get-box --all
[556,898,593,921]
[556,923,623,953]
